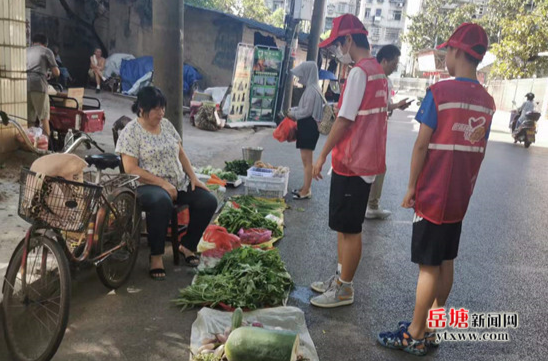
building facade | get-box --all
[357,0,407,55]
[324,0,360,32]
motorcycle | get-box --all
[510,105,541,148]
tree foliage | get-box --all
[186,0,272,23]
[402,0,478,53]
[489,0,548,79]
[267,7,285,29]
[404,0,548,79]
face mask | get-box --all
[335,45,352,65]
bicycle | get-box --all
[1,111,142,361]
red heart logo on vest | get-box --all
[468,116,486,130]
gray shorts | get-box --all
[27,91,50,125]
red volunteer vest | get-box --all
[332,58,388,177]
[415,80,496,224]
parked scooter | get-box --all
[510,101,541,148]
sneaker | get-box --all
[365,207,392,220]
[378,323,427,356]
[310,280,354,308]
[310,274,338,293]
[398,321,440,348]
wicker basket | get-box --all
[18,168,103,232]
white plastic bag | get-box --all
[190,307,319,361]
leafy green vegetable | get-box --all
[175,248,294,310]
[217,206,282,238]
[224,159,253,176]
[230,195,286,218]
[198,166,238,182]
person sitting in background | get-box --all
[115,86,218,280]
[89,48,106,93]
[51,45,72,88]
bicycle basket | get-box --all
[18,167,103,232]
[83,171,139,193]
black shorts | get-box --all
[329,171,371,234]
[296,117,320,150]
[411,215,462,266]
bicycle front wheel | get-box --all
[96,190,141,289]
[2,235,71,361]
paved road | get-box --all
[1,109,547,360]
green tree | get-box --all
[490,1,548,79]
[187,0,271,23]
[267,7,285,29]
[402,0,479,53]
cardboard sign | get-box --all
[63,88,85,110]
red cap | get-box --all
[436,23,489,60]
[319,14,369,48]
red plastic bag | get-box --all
[273,117,297,143]
[237,228,272,245]
[202,225,241,258]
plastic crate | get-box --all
[247,167,275,178]
[244,171,289,198]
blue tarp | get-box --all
[120,56,153,92]
[184,65,203,94]
[120,57,203,93]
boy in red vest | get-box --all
[310,14,388,308]
[377,23,495,356]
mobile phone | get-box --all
[406,99,415,105]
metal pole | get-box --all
[275,0,300,121]
[307,0,327,62]
[153,0,185,136]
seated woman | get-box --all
[115,86,218,280]
[89,48,106,93]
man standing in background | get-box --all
[27,33,60,138]
[365,44,412,220]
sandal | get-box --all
[149,268,166,281]
[149,255,166,281]
[398,321,440,348]
[183,254,200,267]
[293,192,312,200]
[178,245,200,267]
[378,323,427,356]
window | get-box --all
[385,28,400,41]
[349,5,354,14]
[365,8,371,18]
[375,8,382,16]
[393,10,402,21]
[338,3,346,13]
[367,0,373,3]
[371,27,381,37]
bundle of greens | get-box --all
[198,166,238,182]
[231,195,286,218]
[217,206,282,238]
[175,248,293,310]
[224,159,252,176]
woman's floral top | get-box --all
[116,118,189,191]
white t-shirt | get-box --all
[336,67,376,184]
